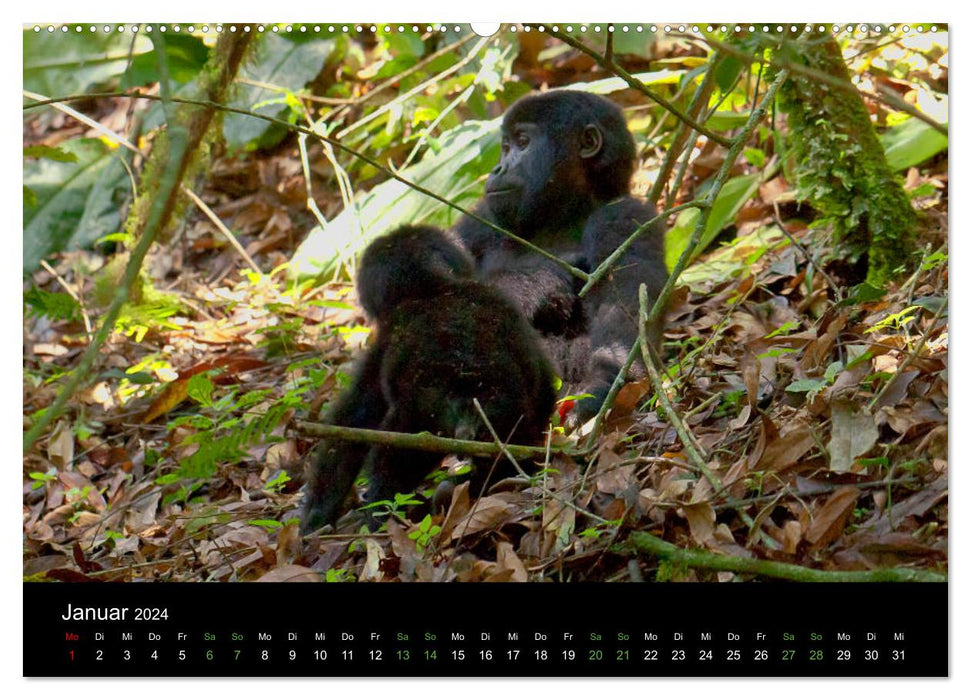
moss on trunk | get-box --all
[777,36,917,283]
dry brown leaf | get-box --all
[124,492,160,535]
[256,564,321,582]
[140,379,191,424]
[682,502,716,545]
[140,354,268,422]
[782,520,802,554]
[611,379,650,418]
[59,471,104,510]
[828,401,878,473]
[882,401,946,436]
[855,477,947,537]
[754,419,815,472]
[800,313,847,372]
[449,495,517,541]
[495,541,528,582]
[595,460,635,496]
[439,481,470,541]
[872,370,920,410]
[359,538,386,582]
[46,420,74,468]
[482,568,516,582]
[805,486,860,551]
[275,522,302,566]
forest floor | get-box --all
[23,68,948,583]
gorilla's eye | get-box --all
[515,132,530,150]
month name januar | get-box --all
[61,604,129,621]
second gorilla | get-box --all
[300,225,556,533]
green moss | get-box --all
[776,37,917,283]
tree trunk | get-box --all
[777,36,917,283]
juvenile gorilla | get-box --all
[300,225,556,533]
[454,91,668,420]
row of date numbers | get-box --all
[70,647,907,663]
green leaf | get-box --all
[785,378,827,394]
[23,138,130,273]
[705,110,750,131]
[846,282,887,305]
[248,519,283,530]
[714,55,743,93]
[187,374,215,407]
[880,117,948,172]
[665,174,760,270]
[23,145,78,163]
[24,287,80,322]
[743,147,766,168]
[823,361,844,383]
[224,34,336,149]
[122,34,210,87]
[757,347,799,359]
[909,182,936,198]
[123,371,156,385]
[23,26,152,97]
[912,296,947,314]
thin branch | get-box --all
[296,421,580,460]
[648,57,719,204]
[627,530,945,582]
[181,187,262,274]
[580,337,642,451]
[336,36,492,139]
[579,199,705,297]
[472,400,611,526]
[639,284,721,492]
[771,208,843,302]
[334,33,477,111]
[39,259,92,336]
[23,89,141,152]
[873,83,948,135]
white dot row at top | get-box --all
[30,23,941,36]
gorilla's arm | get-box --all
[575,197,668,419]
[453,206,583,335]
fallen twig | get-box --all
[627,531,945,582]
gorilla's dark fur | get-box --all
[454,90,668,420]
[300,225,556,533]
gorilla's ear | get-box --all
[579,124,604,159]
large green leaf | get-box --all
[679,224,786,290]
[223,34,336,149]
[579,69,684,95]
[23,138,129,272]
[664,173,760,270]
[23,27,151,97]
[880,116,948,172]
[121,34,210,88]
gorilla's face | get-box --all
[485,119,593,237]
